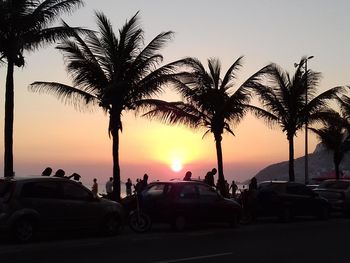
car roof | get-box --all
[0,176,68,182]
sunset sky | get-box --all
[1,0,350,188]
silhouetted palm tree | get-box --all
[0,0,84,177]
[29,12,182,200]
[249,57,344,181]
[309,112,350,180]
[139,57,275,196]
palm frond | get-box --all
[136,99,201,128]
[29,81,100,111]
[221,56,244,90]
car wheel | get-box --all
[128,211,152,233]
[279,207,291,223]
[12,218,35,243]
[172,216,186,231]
[103,214,122,236]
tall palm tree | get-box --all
[309,113,350,180]
[249,57,344,181]
[0,0,84,177]
[29,12,182,201]
[139,57,275,196]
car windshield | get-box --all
[319,180,350,190]
[0,180,13,198]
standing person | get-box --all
[230,180,238,199]
[141,173,149,191]
[204,168,217,187]
[183,171,192,181]
[125,178,132,196]
[41,167,52,176]
[245,177,258,223]
[105,177,113,199]
[92,178,98,197]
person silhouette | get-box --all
[125,178,132,196]
[92,178,98,197]
[41,167,52,176]
[66,172,81,182]
[183,171,192,181]
[230,180,238,199]
[106,177,113,199]
[54,169,65,178]
[204,168,217,187]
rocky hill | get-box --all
[254,144,350,183]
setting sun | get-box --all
[171,159,183,172]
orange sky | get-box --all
[0,0,349,187]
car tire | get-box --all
[103,214,122,236]
[12,218,35,243]
[172,216,186,231]
[128,211,152,233]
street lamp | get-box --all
[295,56,314,185]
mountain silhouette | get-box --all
[255,143,350,183]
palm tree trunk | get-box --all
[4,60,14,177]
[288,135,295,182]
[112,129,121,201]
[334,152,342,180]
[214,133,227,197]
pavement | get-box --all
[1,217,350,263]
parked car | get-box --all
[255,181,330,222]
[314,179,350,216]
[121,181,241,231]
[0,176,124,242]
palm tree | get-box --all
[309,112,350,180]
[139,57,275,196]
[0,0,84,177]
[29,12,182,201]
[249,57,344,181]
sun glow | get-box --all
[171,159,183,172]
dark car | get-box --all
[0,176,124,242]
[122,181,241,231]
[314,179,350,216]
[255,181,330,222]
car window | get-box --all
[21,181,61,199]
[197,184,218,200]
[142,183,166,198]
[61,182,91,201]
[287,184,313,196]
[179,184,198,199]
[319,180,350,190]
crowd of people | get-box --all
[40,166,258,220]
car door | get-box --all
[19,181,68,231]
[286,183,316,215]
[59,181,102,230]
[140,183,169,221]
[196,184,222,222]
[174,183,201,223]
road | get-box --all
[0,217,349,263]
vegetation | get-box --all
[248,57,344,181]
[29,12,183,200]
[309,112,350,180]
[139,57,275,196]
[0,0,84,177]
